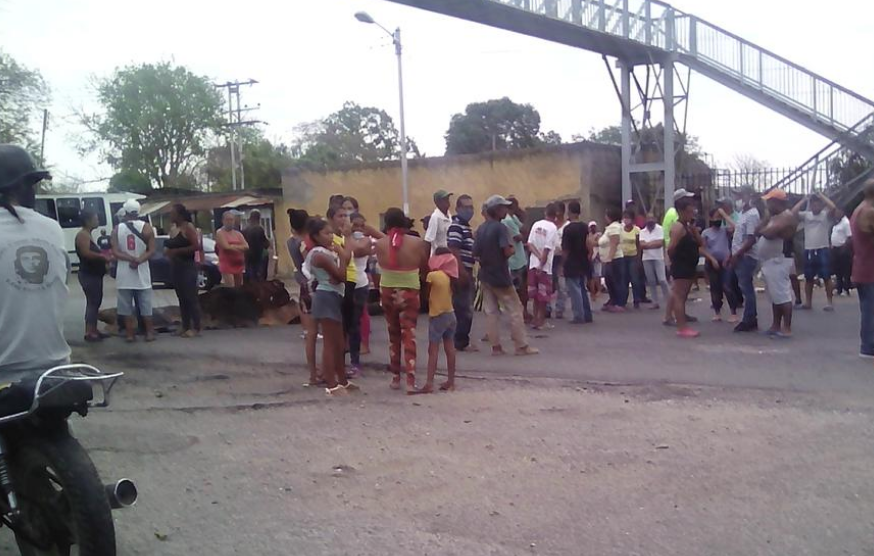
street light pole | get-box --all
[393,28,410,216]
[356,11,411,215]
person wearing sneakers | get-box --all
[702,208,739,323]
[639,214,669,311]
[475,195,538,357]
[599,207,626,312]
[851,180,874,360]
[756,189,799,339]
[728,185,761,332]
[793,191,839,311]
[668,196,719,338]
[111,200,157,343]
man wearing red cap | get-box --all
[757,189,799,338]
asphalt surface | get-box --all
[62,279,873,397]
[0,280,864,555]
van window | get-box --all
[82,197,108,227]
[56,198,82,228]
[110,202,124,226]
[34,198,57,221]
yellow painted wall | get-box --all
[275,142,621,276]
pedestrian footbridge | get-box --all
[384,0,874,202]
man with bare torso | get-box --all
[375,208,429,391]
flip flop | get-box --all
[676,328,700,339]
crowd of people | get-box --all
[285,181,874,396]
[2,143,873,397]
[70,199,276,344]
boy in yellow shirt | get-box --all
[412,248,458,394]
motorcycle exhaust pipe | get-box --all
[105,479,138,509]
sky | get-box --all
[1,0,872,190]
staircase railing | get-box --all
[489,0,874,145]
[769,113,874,199]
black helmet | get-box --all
[0,144,51,191]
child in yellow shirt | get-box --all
[412,248,458,394]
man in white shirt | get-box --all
[424,190,453,256]
[639,214,669,310]
[792,191,838,311]
[527,203,558,329]
[830,209,853,296]
[0,145,70,382]
[111,200,157,342]
[552,201,570,319]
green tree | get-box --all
[0,51,49,151]
[207,130,296,191]
[293,101,418,167]
[108,169,152,194]
[444,97,560,155]
[81,62,224,190]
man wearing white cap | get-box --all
[111,200,157,342]
[662,188,695,248]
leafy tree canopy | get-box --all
[293,101,419,168]
[444,97,561,155]
[0,51,49,152]
[81,62,224,190]
[207,129,296,191]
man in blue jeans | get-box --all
[728,186,761,332]
[561,201,594,323]
[448,194,477,351]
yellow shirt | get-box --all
[333,235,357,283]
[620,226,640,257]
[427,271,453,317]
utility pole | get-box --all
[214,80,263,191]
[39,109,49,166]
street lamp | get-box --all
[355,11,410,216]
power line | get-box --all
[213,79,264,191]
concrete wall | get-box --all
[276,142,621,276]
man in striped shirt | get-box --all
[448,194,477,351]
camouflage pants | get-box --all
[380,287,420,379]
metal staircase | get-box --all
[770,113,874,204]
[383,0,874,200]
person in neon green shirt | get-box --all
[663,188,695,247]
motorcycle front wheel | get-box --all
[11,433,116,556]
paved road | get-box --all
[0,282,861,556]
[63,280,873,397]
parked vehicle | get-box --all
[34,193,146,267]
[149,236,221,291]
[0,365,137,555]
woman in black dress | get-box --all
[75,210,109,342]
[164,203,202,337]
[668,197,719,338]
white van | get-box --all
[34,193,146,267]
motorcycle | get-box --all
[0,364,137,555]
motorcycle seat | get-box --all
[0,379,94,420]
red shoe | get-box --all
[676,328,700,338]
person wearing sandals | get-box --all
[375,208,429,392]
[668,197,719,338]
[164,204,202,338]
[75,209,109,342]
[287,208,321,387]
[757,189,799,339]
[303,218,358,397]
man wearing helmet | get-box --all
[0,145,71,381]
